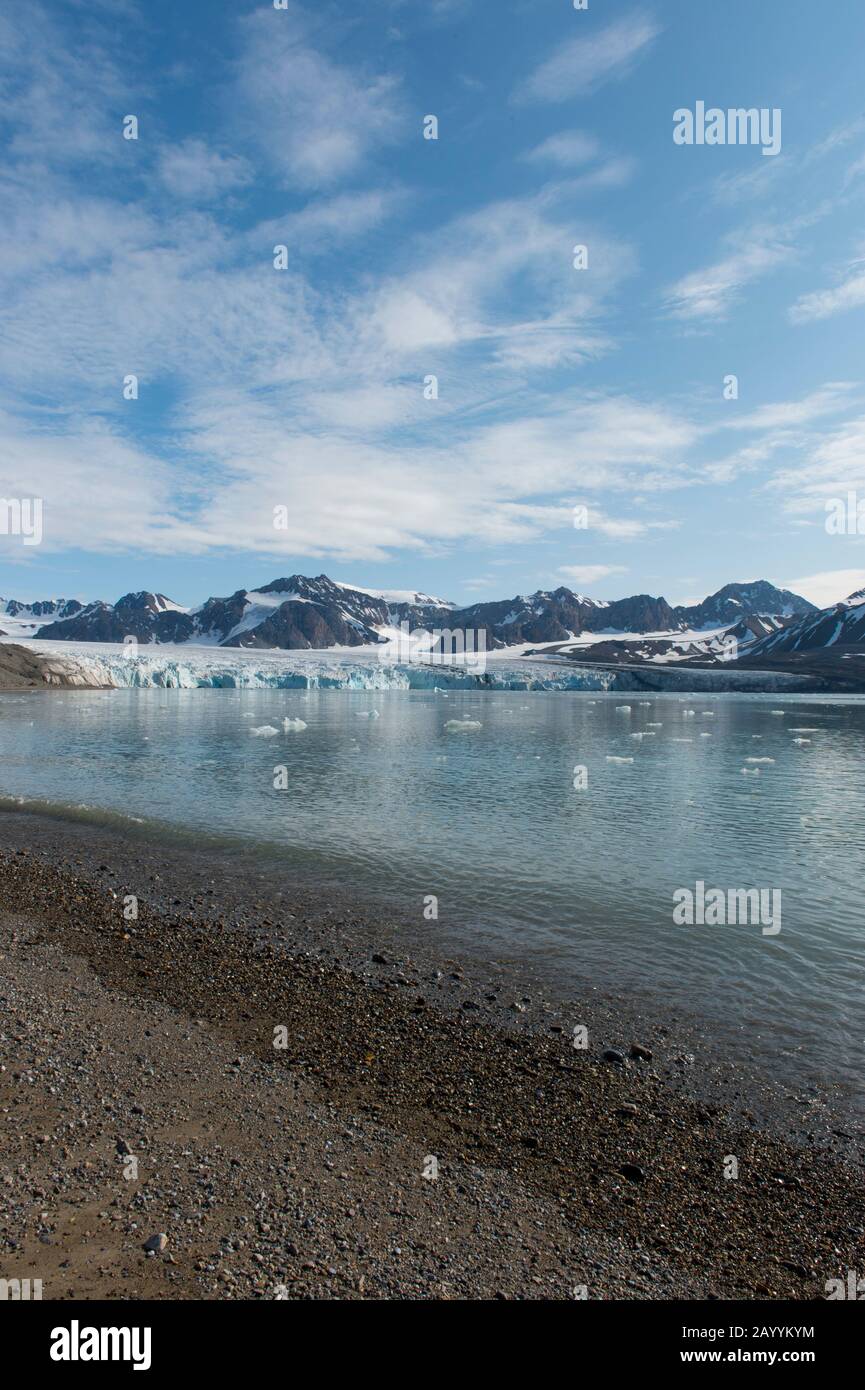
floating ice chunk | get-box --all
[444,719,482,732]
[356,710,380,719]
[741,767,760,776]
[789,727,818,732]
[746,756,774,764]
[606,755,634,764]
[647,722,662,727]
[792,737,811,745]
[250,724,279,737]
[242,712,255,718]
[672,737,693,742]
[769,710,786,715]
[700,732,712,738]
[682,709,696,717]
[615,705,631,713]
[701,711,715,717]
[283,717,308,732]
[630,732,645,740]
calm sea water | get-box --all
[1,687,863,1099]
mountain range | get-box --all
[4,575,818,652]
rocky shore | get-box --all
[0,643,109,690]
[0,812,862,1301]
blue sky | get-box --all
[2,0,865,611]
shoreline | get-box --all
[1,812,863,1300]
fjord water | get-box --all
[1,688,863,1101]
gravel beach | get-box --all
[1,810,862,1301]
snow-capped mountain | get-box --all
[1,597,84,620]
[746,589,865,658]
[0,596,85,639]
[26,574,815,652]
[673,581,815,629]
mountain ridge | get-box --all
[19,575,818,651]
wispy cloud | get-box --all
[156,140,253,202]
[0,4,129,168]
[557,563,627,587]
[661,225,797,320]
[768,416,865,523]
[514,12,659,104]
[789,255,865,323]
[234,7,403,188]
[522,131,599,168]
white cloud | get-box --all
[515,13,659,104]
[157,140,252,202]
[557,564,627,587]
[714,383,857,433]
[789,260,865,323]
[523,131,599,167]
[235,8,402,188]
[784,569,865,609]
[662,226,796,320]
[768,416,865,520]
[0,4,127,167]
[0,411,199,556]
[362,192,636,365]
[256,190,402,251]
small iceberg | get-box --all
[283,717,308,732]
[356,710,380,719]
[606,755,634,764]
[746,756,774,764]
[444,719,482,732]
[250,725,279,738]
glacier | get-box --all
[17,638,824,694]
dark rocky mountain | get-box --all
[672,581,816,629]
[220,576,392,649]
[36,593,196,644]
[35,576,397,649]
[439,589,681,650]
[745,591,865,658]
[29,573,816,652]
